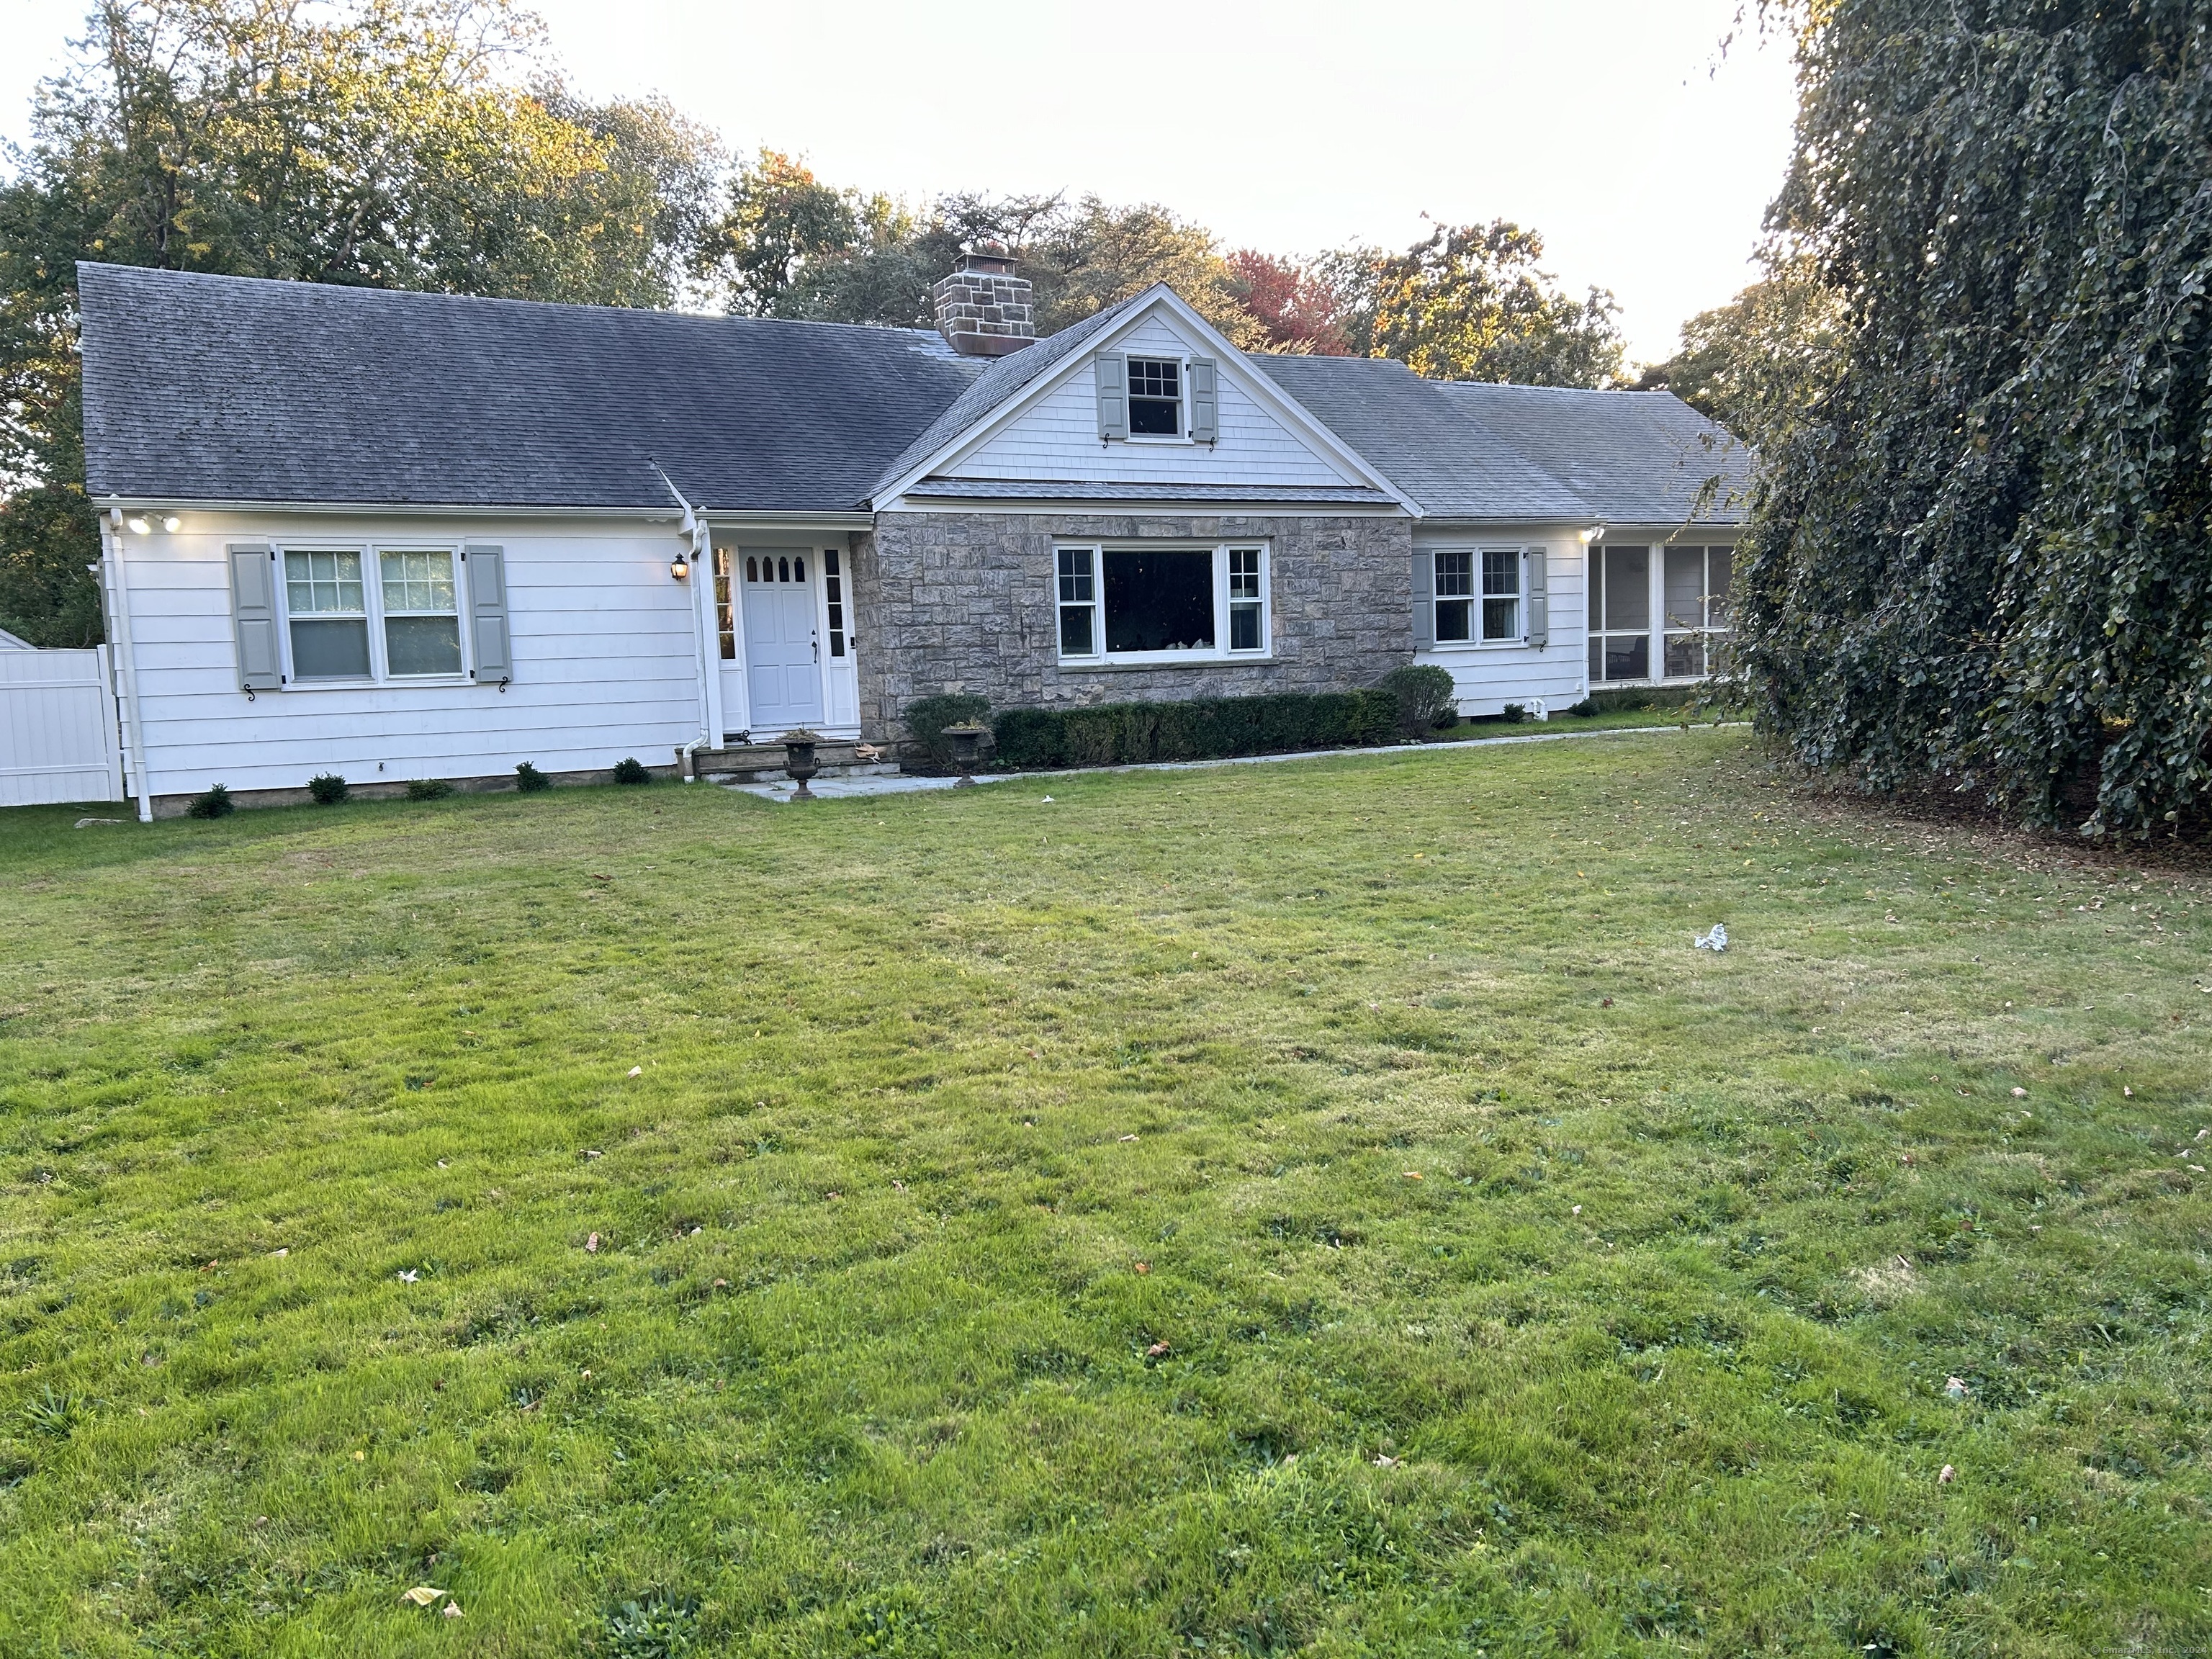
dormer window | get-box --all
[1127,358,1182,435]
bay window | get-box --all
[1055,543,1269,664]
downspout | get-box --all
[650,461,714,781]
[100,505,154,822]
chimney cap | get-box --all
[960,242,1017,275]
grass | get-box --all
[1,729,2208,1657]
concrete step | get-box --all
[692,740,896,784]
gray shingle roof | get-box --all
[1252,354,1748,525]
[77,264,1749,526]
[78,263,983,512]
[866,293,1143,500]
[1250,355,1586,520]
[1436,382,1750,525]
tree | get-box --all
[1732,0,2212,835]
[1224,251,1349,355]
[0,0,721,644]
[1324,220,1624,387]
[1635,256,1844,450]
[701,150,860,317]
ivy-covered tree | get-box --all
[1736,0,2212,835]
[0,0,721,645]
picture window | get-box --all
[1055,543,1268,662]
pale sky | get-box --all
[0,0,1801,365]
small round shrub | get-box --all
[1379,664,1457,738]
[1566,697,1598,718]
[185,783,234,819]
[612,757,652,786]
[405,778,454,801]
[1501,703,1529,724]
[515,761,551,793]
[307,773,348,804]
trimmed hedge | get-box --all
[992,689,1398,771]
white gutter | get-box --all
[96,495,876,526]
[99,508,154,822]
[649,462,716,775]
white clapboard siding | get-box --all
[0,647,123,806]
[1415,531,1591,716]
[121,517,710,799]
[946,315,1360,487]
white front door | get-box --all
[742,549,824,733]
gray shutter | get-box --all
[1410,548,1434,648]
[1094,352,1128,441]
[1526,546,1549,647]
[228,543,281,691]
[464,544,511,681]
[1188,356,1218,442]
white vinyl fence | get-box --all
[0,647,124,807]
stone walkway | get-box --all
[719,721,1740,804]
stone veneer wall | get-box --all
[851,510,1416,741]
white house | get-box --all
[73,253,1749,817]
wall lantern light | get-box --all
[670,552,691,581]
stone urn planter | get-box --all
[942,721,987,788]
[780,729,822,799]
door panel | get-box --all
[742,552,823,732]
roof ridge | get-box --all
[74,261,950,345]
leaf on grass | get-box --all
[399,1586,445,1607]
[585,1233,601,1253]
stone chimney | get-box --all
[932,244,1034,357]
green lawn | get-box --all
[2,730,2207,1657]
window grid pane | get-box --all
[1127,358,1181,435]
[379,550,456,615]
[824,549,846,658]
[1228,548,1261,600]
[285,550,364,616]
[1057,548,1094,603]
[713,549,736,660]
[1434,552,1473,598]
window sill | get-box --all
[1425,639,1538,652]
[1057,653,1274,673]
[282,675,475,691]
